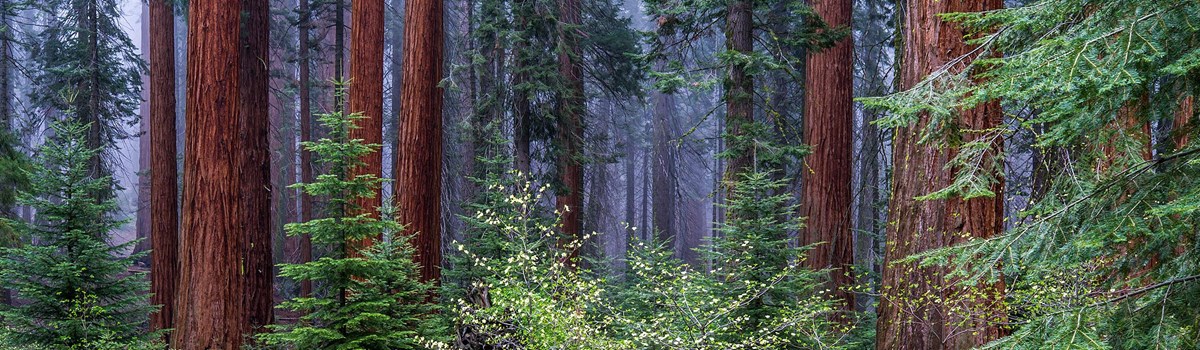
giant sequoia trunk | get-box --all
[148,0,179,339]
[556,0,585,262]
[876,1,1007,349]
[175,1,249,348]
[800,0,854,312]
[395,0,445,284]
[349,0,384,251]
[239,0,273,332]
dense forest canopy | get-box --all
[0,0,1197,349]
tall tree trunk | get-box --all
[512,0,532,174]
[640,150,650,240]
[135,3,152,263]
[650,92,677,248]
[84,0,103,185]
[556,0,585,262]
[389,0,404,177]
[395,0,445,284]
[175,0,249,347]
[722,0,753,200]
[624,133,637,242]
[0,0,8,127]
[148,0,179,340]
[335,0,347,111]
[800,0,854,313]
[0,0,10,308]
[876,0,1006,348]
[650,27,677,250]
[239,0,274,332]
[349,0,384,251]
[298,0,315,298]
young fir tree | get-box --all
[260,110,436,350]
[0,121,156,349]
[609,171,845,349]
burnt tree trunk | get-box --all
[395,0,445,284]
[148,0,179,340]
[174,0,250,347]
[800,0,855,312]
[876,0,1007,348]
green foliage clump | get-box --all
[0,121,157,349]
[610,171,846,349]
[259,110,438,350]
[0,129,28,241]
[444,170,850,349]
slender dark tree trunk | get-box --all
[650,93,677,248]
[512,0,532,174]
[135,3,152,262]
[876,0,1007,348]
[722,0,754,193]
[349,0,384,251]
[624,134,637,241]
[239,0,273,332]
[174,0,249,348]
[335,0,346,111]
[148,0,179,340]
[395,0,445,284]
[650,27,677,250]
[298,0,315,298]
[389,0,404,175]
[555,0,585,263]
[0,0,8,128]
[640,150,650,240]
[801,0,855,312]
[0,0,10,308]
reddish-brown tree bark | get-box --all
[1176,95,1193,149]
[239,0,273,332]
[174,0,248,347]
[148,0,179,339]
[395,0,444,284]
[876,0,1006,348]
[556,0,585,263]
[800,0,855,313]
[349,0,384,252]
[298,0,315,298]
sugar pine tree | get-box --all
[260,110,436,350]
[0,121,156,349]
